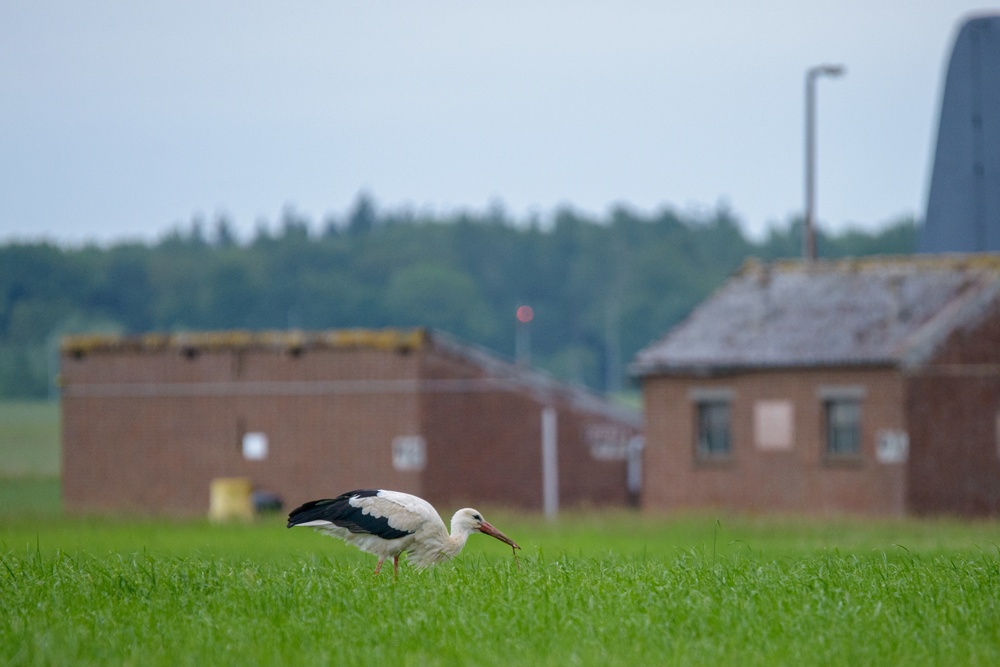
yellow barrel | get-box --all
[208,477,254,522]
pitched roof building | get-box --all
[61,328,642,516]
[632,254,1000,516]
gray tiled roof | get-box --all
[631,254,1000,376]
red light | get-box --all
[516,305,534,323]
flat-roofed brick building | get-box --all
[61,329,642,515]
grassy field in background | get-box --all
[0,477,61,515]
[0,400,60,477]
[0,401,61,517]
[2,401,1000,664]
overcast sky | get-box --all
[1,1,996,245]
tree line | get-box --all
[0,195,917,398]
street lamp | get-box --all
[804,63,845,261]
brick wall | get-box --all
[62,345,423,514]
[906,302,1000,516]
[641,367,907,516]
[418,344,637,511]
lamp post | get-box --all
[515,304,533,365]
[804,63,845,261]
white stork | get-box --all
[287,489,520,576]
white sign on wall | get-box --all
[242,432,269,461]
[392,436,427,472]
[876,430,909,464]
[754,400,794,451]
[585,423,632,460]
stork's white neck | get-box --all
[443,519,475,558]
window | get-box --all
[825,399,860,456]
[696,400,732,458]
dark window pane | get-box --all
[697,401,731,457]
[825,400,860,455]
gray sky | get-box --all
[1,1,995,245]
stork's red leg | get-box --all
[374,557,385,575]
[393,555,400,578]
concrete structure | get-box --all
[632,255,1000,517]
[61,328,642,515]
[921,14,1000,253]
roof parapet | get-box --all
[61,328,428,356]
[738,252,1000,277]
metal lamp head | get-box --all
[812,63,846,78]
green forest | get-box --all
[0,195,917,398]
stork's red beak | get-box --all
[479,520,520,550]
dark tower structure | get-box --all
[921,15,1000,253]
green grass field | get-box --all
[1,401,999,665]
[2,512,999,666]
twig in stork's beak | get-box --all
[478,520,520,550]
[478,519,522,570]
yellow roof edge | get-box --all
[739,252,1000,277]
[61,327,428,354]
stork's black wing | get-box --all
[286,489,412,539]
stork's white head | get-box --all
[450,508,520,550]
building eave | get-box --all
[631,358,901,380]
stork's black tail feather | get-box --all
[286,498,340,527]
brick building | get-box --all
[61,328,642,515]
[631,254,1000,517]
